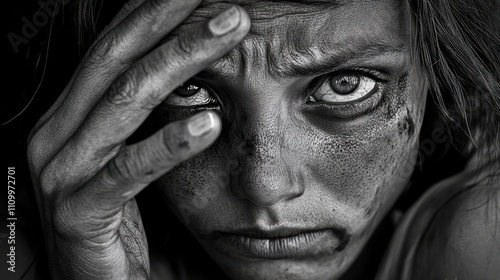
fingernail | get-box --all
[208,6,241,36]
[188,112,216,137]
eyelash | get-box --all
[304,68,389,117]
[156,68,389,121]
[156,105,221,122]
[155,80,221,121]
[306,68,387,97]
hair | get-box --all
[70,0,500,182]
[26,1,498,277]
[409,0,500,163]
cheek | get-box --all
[301,74,426,217]
[153,73,427,227]
[153,136,242,224]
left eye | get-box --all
[309,74,377,103]
[163,81,218,107]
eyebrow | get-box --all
[278,40,407,77]
[201,37,407,80]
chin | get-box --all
[206,249,357,280]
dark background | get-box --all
[2,1,82,279]
[1,2,206,279]
[1,1,499,280]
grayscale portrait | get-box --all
[3,0,500,279]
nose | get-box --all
[230,132,305,207]
[228,121,306,207]
[214,68,307,207]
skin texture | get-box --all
[27,0,429,279]
[151,0,428,279]
[27,0,250,278]
[413,178,500,280]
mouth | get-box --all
[204,227,349,260]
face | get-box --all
[151,0,427,279]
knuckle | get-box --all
[160,125,188,162]
[88,31,121,65]
[38,161,62,196]
[133,2,159,24]
[106,61,162,109]
[106,71,140,107]
[49,180,120,239]
[106,149,139,182]
[152,44,172,66]
[108,62,164,110]
[120,0,139,15]
[26,116,64,173]
[26,130,45,171]
[149,0,168,10]
[81,32,129,78]
[132,0,173,24]
[28,132,65,193]
[174,32,202,56]
[147,0,177,20]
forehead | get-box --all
[175,0,408,78]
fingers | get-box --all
[83,0,203,71]
[61,6,249,170]
[31,0,148,126]
[94,0,147,42]
[28,0,148,133]
[40,0,203,158]
[70,111,221,215]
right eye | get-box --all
[163,80,218,107]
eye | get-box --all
[163,80,218,107]
[309,74,377,104]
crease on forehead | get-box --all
[176,0,405,79]
[177,0,340,35]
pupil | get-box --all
[330,74,360,95]
[174,83,201,97]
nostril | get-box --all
[225,132,306,206]
[231,189,290,208]
[229,170,306,207]
[289,190,305,200]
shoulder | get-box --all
[376,165,500,280]
[413,169,500,280]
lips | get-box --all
[205,228,347,260]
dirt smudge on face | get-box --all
[398,108,415,137]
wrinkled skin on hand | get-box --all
[27,0,250,278]
[27,0,429,279]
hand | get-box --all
[26,0,250,278]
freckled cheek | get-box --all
[304,115,421,217]
[153,142,238,223]
[301,72,427,218]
